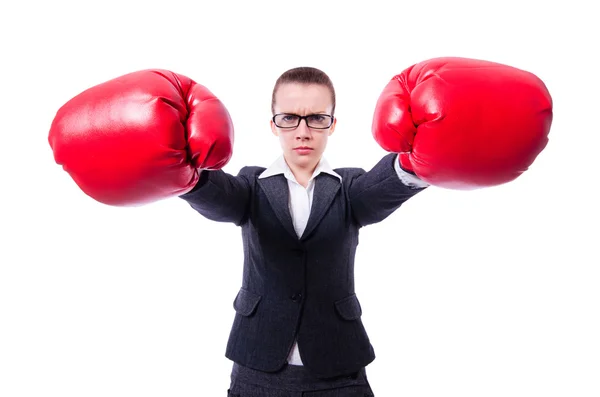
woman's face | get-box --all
[270,83,336,170]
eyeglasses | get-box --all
[272,113,334,129]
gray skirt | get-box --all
[228,362,375,397]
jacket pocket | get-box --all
[334,293,363,320]
[233,288,262,317]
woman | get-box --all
[49,59,551,397]
[179,66,429,396]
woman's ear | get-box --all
[270,119,279,136]
[328,117,337,135]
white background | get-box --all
[1,1,598,396]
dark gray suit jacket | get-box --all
[179,153,425,379]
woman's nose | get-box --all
[295,120,312,139]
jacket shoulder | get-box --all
[333,166,366,181]
[238,166,267,179]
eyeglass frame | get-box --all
[272,113,334,129]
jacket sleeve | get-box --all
[348,153,427,227]
[178,168,253,226]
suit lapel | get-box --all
[257,175,298,240]
[301,174,341,240]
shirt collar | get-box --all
[259,155,342,183]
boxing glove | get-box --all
[48,69,234,206]
[372,57,553,189]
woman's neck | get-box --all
[286,158,319,188]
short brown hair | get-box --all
[271,67,336,116]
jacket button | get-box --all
[291,293,302,302]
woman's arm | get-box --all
[179,168,254,226]
[348,153,427,227]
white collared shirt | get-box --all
[259,155,342,238]
[258,154,428,365]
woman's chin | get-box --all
[287,151,319,166]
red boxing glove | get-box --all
[372,57,553,189]
[48,69,234,206]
